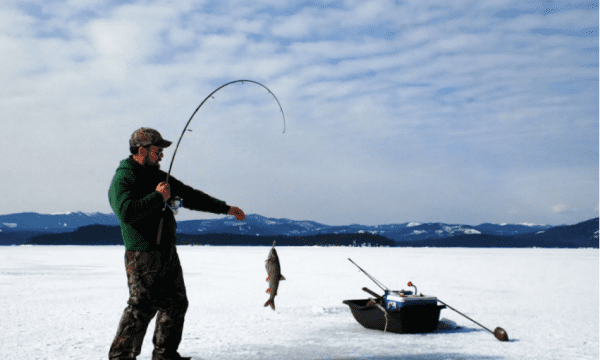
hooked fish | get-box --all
[264,242,285,310]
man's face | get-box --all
[142,145,164,169]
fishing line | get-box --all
[156,79,286,245]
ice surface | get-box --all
[0,246,598,360]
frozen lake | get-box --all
[1,246,598,360]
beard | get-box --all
[142,156,161,170]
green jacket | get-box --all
[108,157,230,250]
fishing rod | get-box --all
[157,80,286,245]
[350,259,508,341]
[437,299,509,341]
[348,258,389,292]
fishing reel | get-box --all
[167,196,183,215]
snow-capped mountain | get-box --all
[0,212,596,247]
[0,212,580,241]
[0,212,553,239]
[0,212,119,232]
[174,214,553,241]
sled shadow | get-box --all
[432,325,479,335]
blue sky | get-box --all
[1,0,598,226]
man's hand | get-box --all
[156,182,171,202]
[228,206,245,221]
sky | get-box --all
[1,0,598,226]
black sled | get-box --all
[343,287,445,334]
[344,259,509,341]
[344,259,444,334]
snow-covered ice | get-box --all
[1,246,598,360]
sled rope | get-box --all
[374,302,389,333]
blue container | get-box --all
[384,290,438,310]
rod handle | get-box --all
[362,287,383,300]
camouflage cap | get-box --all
[129,127,172,148]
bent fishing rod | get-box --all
[157,79,286,245]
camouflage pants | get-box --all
[109,248,189,360]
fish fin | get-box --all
[264,300,275,310]
[280,275,286,281]
[266,288,271,293]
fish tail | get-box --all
[264,300,275,310]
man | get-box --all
[108,127,245,360]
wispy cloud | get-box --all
[1,0,597,225]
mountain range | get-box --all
[0,212,597,248]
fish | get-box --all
[264,242,285,310]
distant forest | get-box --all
[15,224,598,248]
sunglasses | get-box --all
[145,148,164,157]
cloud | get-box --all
[552,204,570,213]
[0,0,597,225]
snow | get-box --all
[49,211,102,216]
[463,229,481,235]
[0,246,598,360]
[407,222,422,227]
[519,223,538,227]
[2,223,17,228]
[501,222,545,227]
